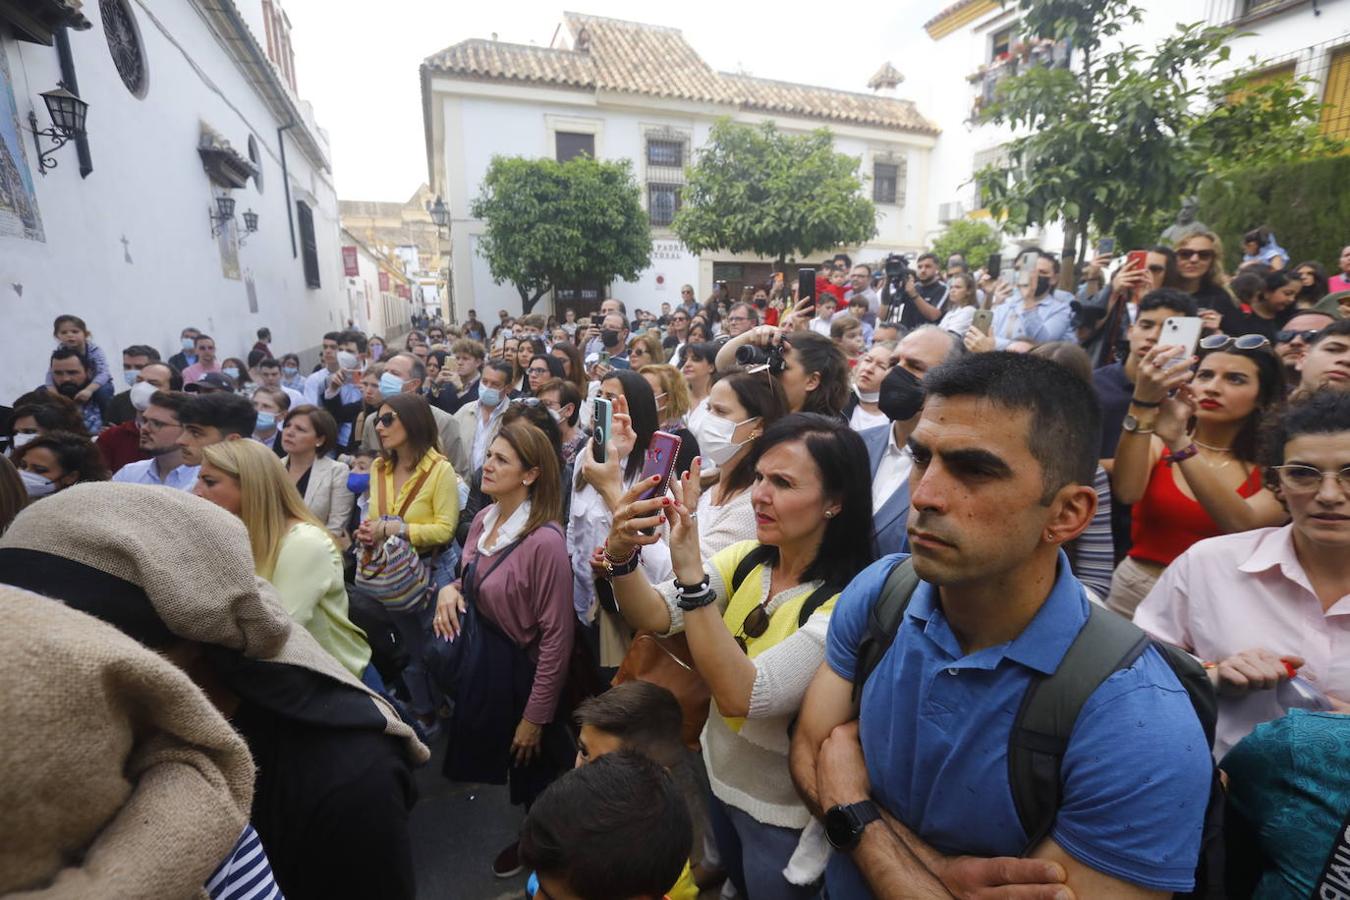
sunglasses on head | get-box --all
[1198,333,1271,352]
[1177,248,1215,261]
[511,397,544,408]
[375,412,399,427]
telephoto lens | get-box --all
[735,344,771,367]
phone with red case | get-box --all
[638,431,683,502]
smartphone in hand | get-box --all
[1096,237,1116,256]
[592,398,613,464]
[986,254,1002,280]
[1160,317,1202,370]
[638,431,683,502]
[972,308,994,335]
[798,268,816,306]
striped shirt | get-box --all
[206,825,283,900]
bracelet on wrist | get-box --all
[674,573,710,595]
[1128,397,1162,408]
[676,587,717,611]
[1163,442,1199,465]
[601,546,642,579]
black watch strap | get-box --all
[825,800,881,851]
[1129,397,1162,408]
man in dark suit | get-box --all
[861,325,963,555]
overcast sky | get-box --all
[281,0,947,202]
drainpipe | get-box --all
[278,121,296,257]
[54,27,91,178]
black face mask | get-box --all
[1035,276,1053,298]
[601,330,621,349]
[878,365,925,423]
[55,381,84,399]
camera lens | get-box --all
[736,344,769,367]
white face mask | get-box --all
[12,432,37,450]
[129,381,158,412]
[699,413,759,467]
[20,468,56,498]
[547,406,564,424]
[855,385,880,403]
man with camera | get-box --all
[882,253,947,331]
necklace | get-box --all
[1194,440,1232,453]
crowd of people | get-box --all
[2,223,1349,900]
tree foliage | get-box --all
[470,155,651,313]
[976,0,1344,264]
[672,119,878,267]
[930,219,1004,268]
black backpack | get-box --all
[853,558,1223,888]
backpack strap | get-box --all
[1009,602,1150,853]
[851,558,919,705]
[730,544,777,596]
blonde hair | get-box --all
[200,439,329,579]
[639,363,691,421]
[628,331,666,366]
[1171,222,1230,291]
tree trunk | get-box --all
[1059,219,1080,292]
[521,286,549,316]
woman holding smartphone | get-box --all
[594,414,875,899]
[1108,334,1287,617]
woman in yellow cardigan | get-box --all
[356,391,459,732]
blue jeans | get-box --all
[707,793,817,900]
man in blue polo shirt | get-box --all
[790,352,1211,899]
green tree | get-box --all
[470,155,651,314]
[975,0,1342,276]
[672,119,877,269]
[930,219,1004,269]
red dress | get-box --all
[1129,455,1262,567]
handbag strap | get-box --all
[376,458,437,521]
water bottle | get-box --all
[1276,662,1333,712]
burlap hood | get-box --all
[0,483,429,765]
[0,586,254,898]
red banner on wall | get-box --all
[379,271,390,292]
[341,246,359,277]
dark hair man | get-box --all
[303,332,345,405]
[48,347,102,434]
[989,253,1073,349]
[791,352,1211,900]
[520,751,692,900]
[725,302,760,338]
[1275,310,1336,387]
[111,391,198,489]
[357,352,468,475]
[168,326,201,371]
[105,345,162,426]
[1297,318,1350,395]
[454,359,514,472]
[180,334,220,385]
[885,252,947,330]
[176,392,257,465]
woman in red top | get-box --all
[1109,335,1288,617]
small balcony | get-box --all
[968,37,1071,119]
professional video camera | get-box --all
[735,341,786,375]
[883,253,910,290]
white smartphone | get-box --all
[1160,317,1203,369]
[1015,250,1039,289]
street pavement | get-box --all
[411,735,530,900]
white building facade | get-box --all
[0,0,347,402]
[421,13,939,322]
[907,0,1350,250]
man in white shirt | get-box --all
[859,326,964,555]
[111,390,200,490]
[255,358,305,408]
[454,360,513,473]
[846,264,881,317]
[303,332,343,405]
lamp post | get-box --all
[28,85,89,175]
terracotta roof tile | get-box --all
[424,13,938,135]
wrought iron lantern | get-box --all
[28,85,89,175]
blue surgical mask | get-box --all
[181,337,196,351]
[255,411,276,432]
[379,371,405,398]
[282,365,299,377]
[479,386,502,409]
[223,366,241,381]
[20,469,55,498]
[123,370,138,388]
[347,472,371,494]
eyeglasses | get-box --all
[140,417,177,432]
[527,367,551,376]
[1271,464,1350,494]
[726,315,751,324]
[734,601,771,653]
[1176,248,1216,262]
[1198,334,1271,352]
[1275,329,1322,345]
[375,412,399,427]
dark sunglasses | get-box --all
[1176,248,1215,261]
[1199,334,1271,352]
[1275,328,1322,345]
[734,602,771,653]
[375,412,399,427]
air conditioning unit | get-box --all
[938,201,967,223]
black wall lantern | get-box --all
[238,208,260,245]
[28,84,89,175]
[427,196,450,229]
[209,194,236,237]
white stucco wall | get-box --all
[436,82,937,320]
[0,0,347,403]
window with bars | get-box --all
[873,162,898,204]
[648,184,681,227]
[556,132,594,162]
[647,139,683,168]
[297,201,320,288]
[1323,45,1350,141]
[991,25,1015,61]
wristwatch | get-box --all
[1121,414,1154,435]
[825,801,882,851]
